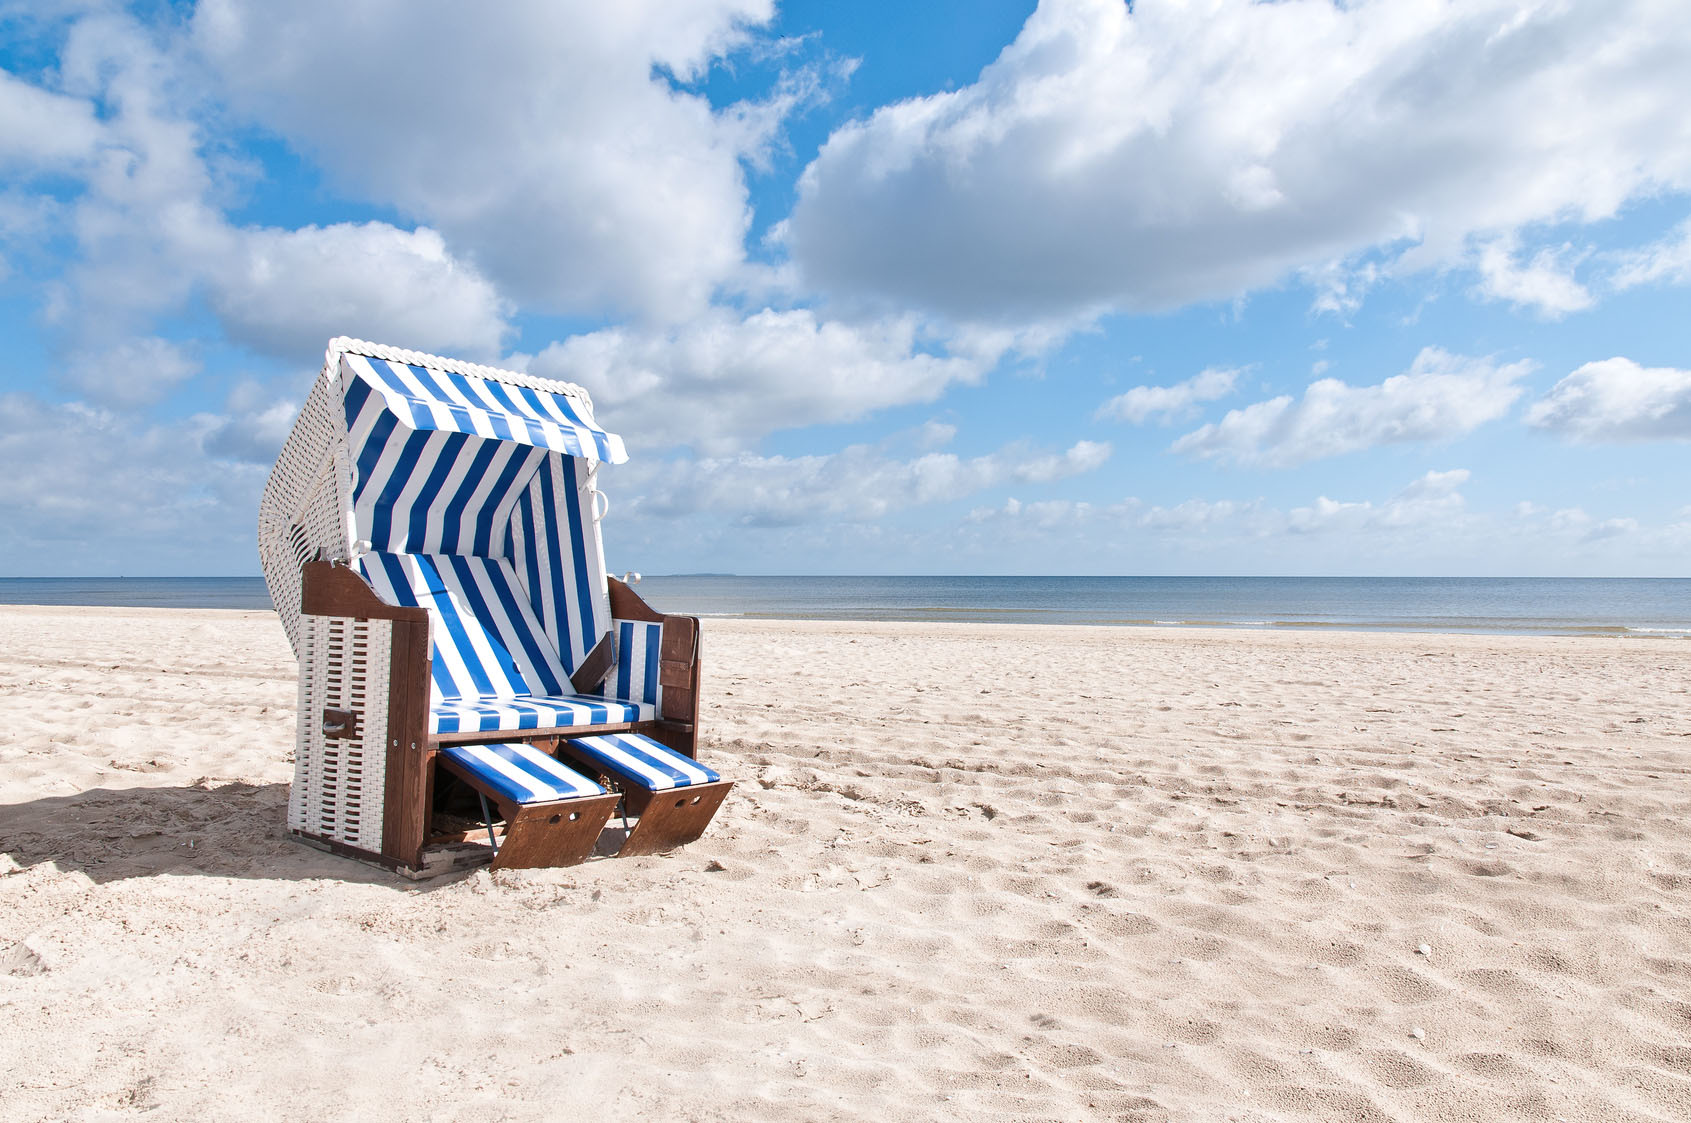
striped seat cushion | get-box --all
[603,619,662,706]
[440,742,604,805]
[566,733,721,792]
[432,694,647,735]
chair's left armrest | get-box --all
[301,560,429,623]
[298,559,433,869]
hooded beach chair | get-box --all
[258,338,732,875]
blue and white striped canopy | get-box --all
[341,350,623,562]
[341,353,626,465]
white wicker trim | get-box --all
[290,614,391,853]
[259,369,351,657]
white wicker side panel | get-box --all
[290,615,391,854]
[259,368,351,658]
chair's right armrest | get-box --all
[607,576,702,733]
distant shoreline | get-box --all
[2,574,1686,638]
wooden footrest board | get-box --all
[557,732,733,856]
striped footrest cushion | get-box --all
[565,733,721,792]
[441,743,605,805]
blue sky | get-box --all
[1,0,1687,577]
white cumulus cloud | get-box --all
[6,15,514,376]
[965,469,1475,543]
[1525,357,1691,442]
[1473,237,1592,317]
[62,337,200,409]
[621,434,1110,527]
[1288,468,1470,533]
[1608,220,1691,290]
[1018,439,1112,481]
[1097,367,1241,424]
[786,0,1691,324]
[1137,498,1252,533]
[532,308,993,453]
[211,223,510,360]
[0,392,266,573]
[193,0,776,323]
[1171,348,1530,467]
[0,65,102,169]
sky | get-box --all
[1,0,1688,578]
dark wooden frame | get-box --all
[295,560,710,874]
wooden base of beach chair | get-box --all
[613,779,735,857]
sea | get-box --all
[1,575,1687,637]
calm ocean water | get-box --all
[0,577,275,611]
[4,575,1684,637]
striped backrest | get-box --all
[505,456,610,673]
[359,552,574,701]
[601,619,663,708]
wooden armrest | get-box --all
[607,575,663,623]
[301,560,428,623]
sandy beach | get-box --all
[2,606,1689,1122]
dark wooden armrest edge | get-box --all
[300,559,429,623]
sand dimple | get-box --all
[3,608,1691,1122]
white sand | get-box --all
[3,606,1689,1121]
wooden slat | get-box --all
[645,721,696,758]
[658,685,695,725]
[290,829,403,871]
[492,795,619,869]
[380,616,432,869]
[659,615,700,727]
[613,780,733,858]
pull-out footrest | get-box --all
[560,733,734,857]
[437,743,620,869]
